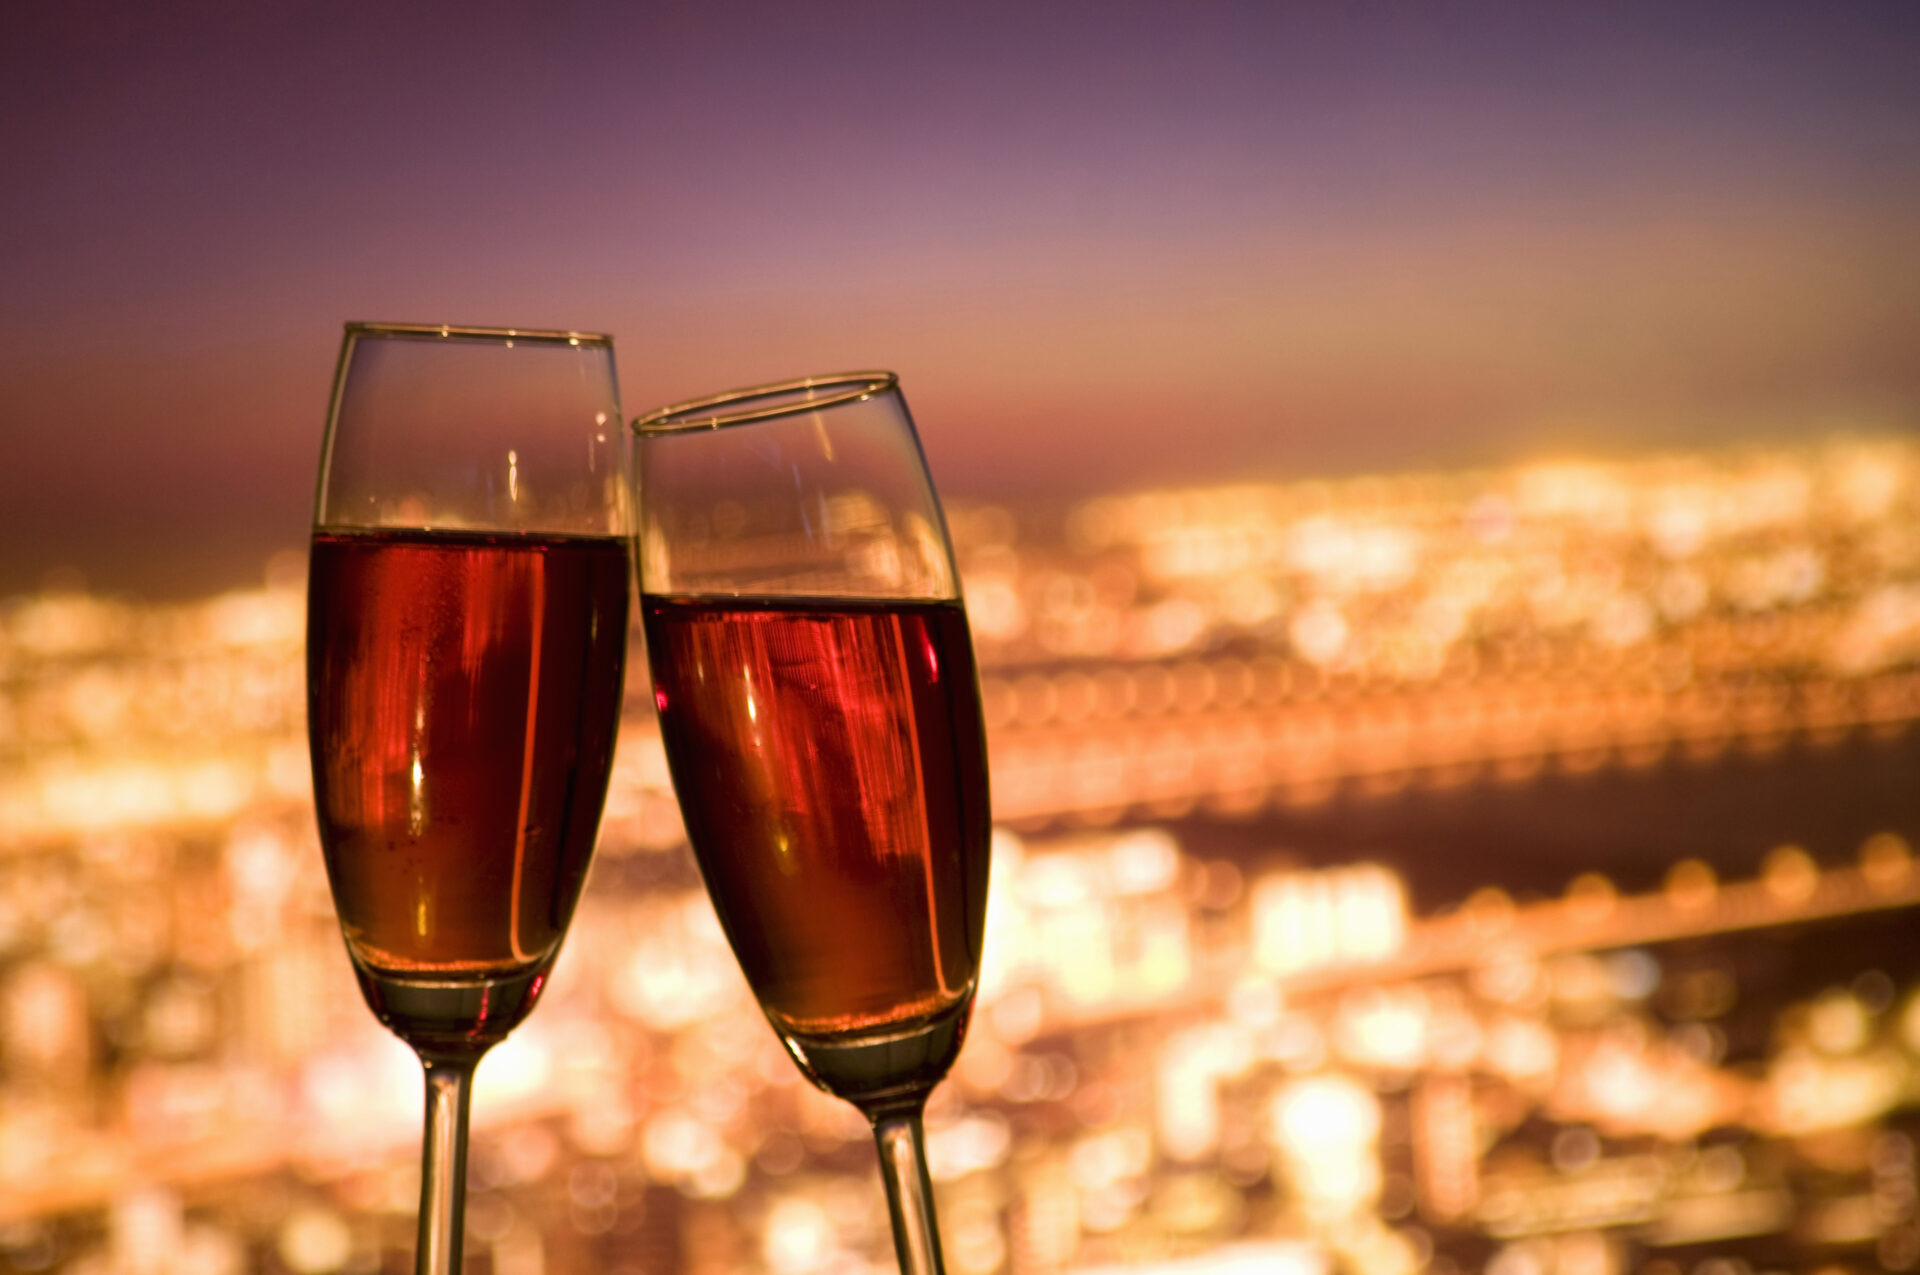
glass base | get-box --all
[351,959,553,1059]
[780,998,973,1114]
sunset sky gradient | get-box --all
[3,1,1917,596]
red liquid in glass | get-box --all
[643,596,991,1041]
[308,529,628,983]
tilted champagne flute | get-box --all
[633,373,991,1275]
[307,323,629,1275]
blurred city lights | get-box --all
[1,436,1918,1270]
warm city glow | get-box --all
[2,438,1918,1271]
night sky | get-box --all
[4,1,1917,597]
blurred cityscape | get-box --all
[2,435,1919,1275]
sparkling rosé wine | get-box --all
[644,596,991,1042]
[308,529,628,983]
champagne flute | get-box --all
[306,323,629,1275]
[633,373,991,1275]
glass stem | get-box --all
[416,1053,478,1275]
[870,1103,946,1275]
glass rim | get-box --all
[633,370,898,434]
[344,321,614,349]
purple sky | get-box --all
[3,1,1918,596]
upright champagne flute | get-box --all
[633,373,991,1275]
[307,323,629,1275]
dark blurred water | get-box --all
[1171,729,1920,910]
